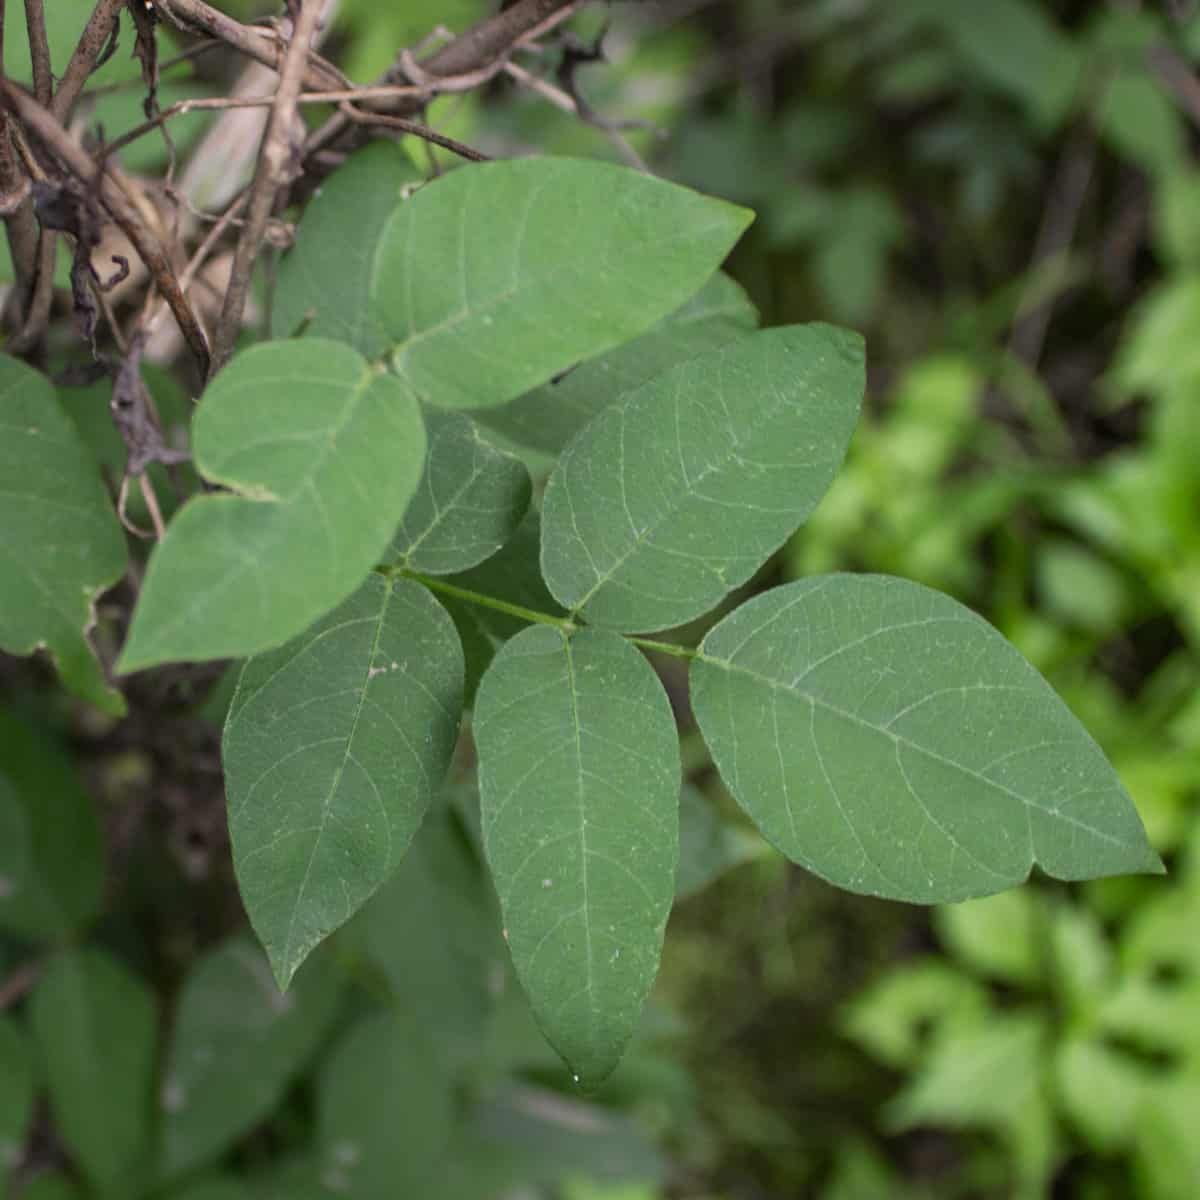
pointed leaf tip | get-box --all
[692,575,1162,904]
[475,626,680,1087]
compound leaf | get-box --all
[29,949,156,1196]
[0,709,103,942]
[119,340,425,672]
[390,408,531,574]
[472,272,759,456]
[0,354,126,714]
[691,575,1163,903]
[272,142,421,356]
[371,157,752,409]
[223,572,463,988]
[158,935,343,1179]
[475,626,680,1088]
[542,325,864,632]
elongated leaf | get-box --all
[223,573,463,987]
[317,1012,454,1197]
[475,626,680,1087]
[0,709,103,941]
[472,272,759,456]
[390,408,531,573]
[691,576,1162,903]
[0,1015,34,1174]
[118,340,425,672]
[371,158,752,409]
[158,935,343,1178]
[0,355,126,714]
[541,325,864,632]
[272,142,421,355]
[29,949,156,1196]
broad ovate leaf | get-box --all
[371,157,753,409]
[0,709,104,941]
[0,354,126,714]
[119,341,425,672]
[223,573,463,987]
[390,408,531,574]
[158,936,343,1178]
[271,142,421,356]
[472,272,759,456]
[475,626,680,1088]
[691,575,1162,903]
[29,949,157,1195]
[541,325,864,632]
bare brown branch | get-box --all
[210,0,324,373]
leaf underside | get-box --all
[223,572,464,988]
[475,626,680,1088]
[0,354,127,713]
[541,324,865,632]
[371,156,754,409]
[691,574,1163,904]
[119,340,426,672]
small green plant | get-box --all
[5,141,1162,1096]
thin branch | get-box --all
[23,0,52,105]
[335,102,489,162]
[0,78,212,372]
[51,0,125,122]
[156,0,346,92]
[210,0,324,373]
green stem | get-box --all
[394,567,699,660]
[629,636,698,661]
[397,568,576,631]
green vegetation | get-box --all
[1,2,1197,1198]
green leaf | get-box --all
[344,804,504,1073]
[272,142,421,356]
[541,326,864,632]
[438,512,566,704]
[158,935,343,1179]
[841,960,989,1070]
[29,949,156,1196]
[886,1013,1058,1189]
[390,408,531,574]
[223,573,463,988]
[472,273,759,456]
[1135,1077,1200,1200]
[691,575,1162,904]
[370,157,753,409]
[475,626,680,1088]
[0,1016,34,1177]
[0,354,127,714]
[1054,1036,1150,1153]
[118,340,425,672]
[0,709,103,941]
[934,890,1045,986]
[317,1012,454,1197]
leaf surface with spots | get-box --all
[691,575,1162,903]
